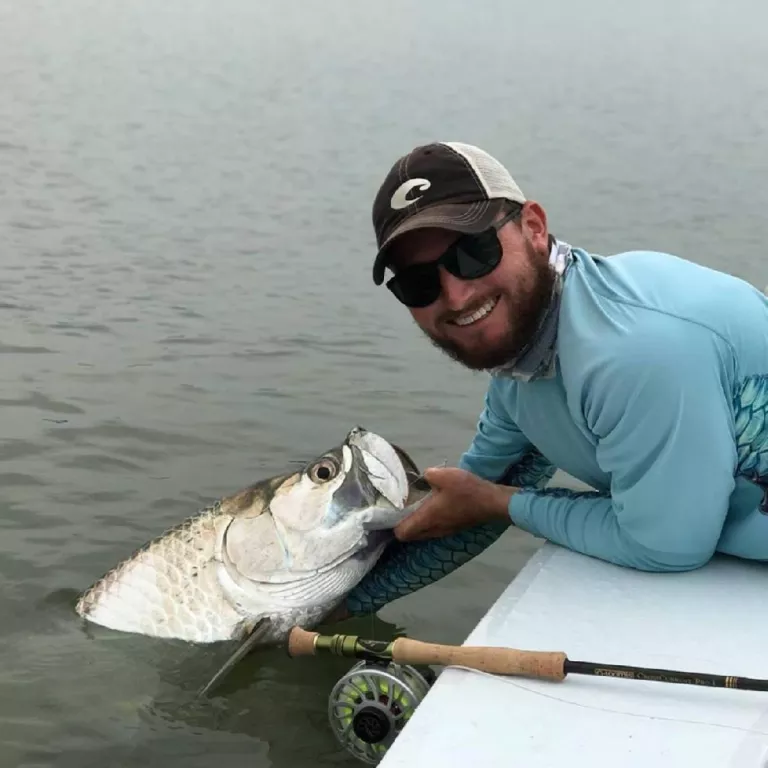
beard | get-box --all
[420,241,556,372]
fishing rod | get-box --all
[200,624,768,766]
[287,626,768,693]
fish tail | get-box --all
[345,449,556,615]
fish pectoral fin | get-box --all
[197,617,271,699]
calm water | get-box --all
[1,0,767,765]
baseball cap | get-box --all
[371,141,526,286]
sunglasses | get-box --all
[385,206,522,308]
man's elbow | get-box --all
[621,543,714,573]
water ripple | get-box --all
[0,343,56,355]
[0,392,84,414]
[0,472,47,487]
[57,454,146,473]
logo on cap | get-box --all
[390,178,431,210]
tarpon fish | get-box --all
[75,427,429,646]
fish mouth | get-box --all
[349,431,428,499]
[340,427,431,533]
[391,442,431,503]
[346,427,410,509]
[330,444,382,513]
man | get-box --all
[342,140,768,617]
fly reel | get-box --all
[328,659,436,764]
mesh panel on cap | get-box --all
[441,142,526,203]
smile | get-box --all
[451,296,499,327]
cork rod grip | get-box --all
[392,638,568,681]
[287,627,319,657]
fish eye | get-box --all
[309,457,339,483]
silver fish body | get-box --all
[75,427,429,645]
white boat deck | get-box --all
[380,543,768,767]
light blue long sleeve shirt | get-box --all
[345,247,768,616]
[459,247,768,571]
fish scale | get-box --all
[76,503,249,642]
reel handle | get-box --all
[286,627,567,681]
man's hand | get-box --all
[394,467,517,542]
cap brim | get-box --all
[372,199,507,285]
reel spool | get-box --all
[328,659,435,764]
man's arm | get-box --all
[457,384,536,480]
[508,321,738,571]
[344,387,555,616]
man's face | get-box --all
[385,203,555,371]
